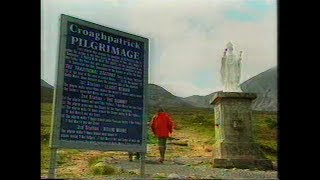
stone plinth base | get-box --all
[213,158,273,170]
[210,92,274,170]
[213,141,262,159]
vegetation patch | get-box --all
[265,117,277,129]
[90,161,116,175]
[252,111,278,161]
[41,103,278,178]
[88,155,107,167]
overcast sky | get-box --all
[41,0,277,97]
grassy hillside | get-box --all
[252,110,277,161]
[240,67,278,111]
[183,67,277,111]
[41,87,53,103]
[148,107,216,144]
[41,103,277,178]
[41,103,84,178]
[41,103,51,171]
[147,84,194,108]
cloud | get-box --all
[126,0,277,96]
[41,0,132,85]
[41,0,277,97]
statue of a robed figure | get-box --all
[210,41,273,170]
[220,42,242,92]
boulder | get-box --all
[167,173,180,179]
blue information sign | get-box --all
[50,14,149,152]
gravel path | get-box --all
[105,157,278,179]
[41,156,278,179]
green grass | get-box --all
[87,156,119,176]
[252,111,278,161]
[57,149,81,166]
[41,103,278,176]
[41,103,52,141]
[147,129,158,144]
[41,103,81,173]
[159,107,277,161]
[87,155,107,167]
[41,103,53,171]
[41,87,53,103]
[41,141,50,171]
[90,162,116,175]
[165,107,216,144]
[147,107,216,144]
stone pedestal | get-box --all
[210,91,272,170]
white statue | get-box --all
[220,42,242,92]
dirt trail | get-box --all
[43,126,277,179]
[44,126,215,178]
[149,127,214,159]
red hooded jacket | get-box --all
[151,112,174,138]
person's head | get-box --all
[226,42,234,53]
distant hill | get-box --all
[40,80,194,108]
[41,66,277,111]
[240,66,277,111]
[41,80,54,89]
[183,66,278,111]
[41,79,54,103]
[147,84,194,108]
[182,93,215,108]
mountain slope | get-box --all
[182,93,215,108]
[41,79,54,89]
[40,65,278,112]
[240,66,277,111]
[41,80,54,103]
[183,66,278,111]
[147,84,194,108]
[40,80,194,108]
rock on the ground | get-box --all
[171,141,188,146]
[186,174,198,179]
[173,157,188,165]
[128,169,140,175]
[204,146,213,152]
[153,172,166,178]
[167,173,180,179]
[205,175,216,179]
[173,157,206,166]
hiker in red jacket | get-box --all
[151,108,175,163]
